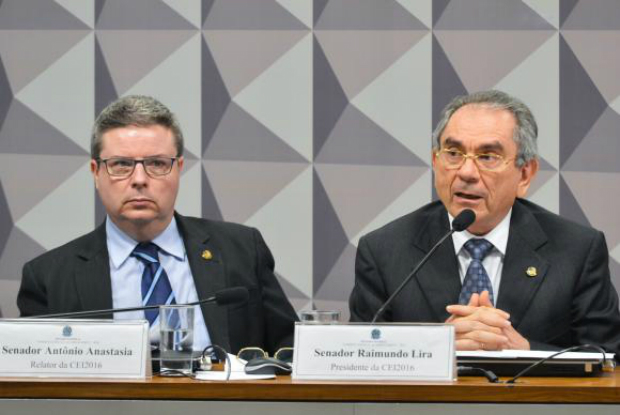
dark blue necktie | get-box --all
[458,238,495,305]
[132,242,175,326]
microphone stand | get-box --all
[371,230,456,323]
[27,297,217,319]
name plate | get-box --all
[292,323,455,381]
[0,319,151,379]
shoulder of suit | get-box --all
[515,198,601,238]
[24,225,104,268]
[360,200,444,242]
[176,214,258,237]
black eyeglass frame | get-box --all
[96,156,180,178]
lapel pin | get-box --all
[201,250,213,261]
[526,266,537,278]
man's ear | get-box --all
[90,159,100,190]
[516,158,539,198]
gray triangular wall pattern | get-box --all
[559,34,608,167]
[558,174,592,229]
[313,35,349,158]
[562,0,620,30]
[315,0,427,30]
[0,0,89,29]
[315,104,426,166]
[0,59,11,129]
[204,102,306,163]
[96,0,196,29]
[432,34,467,127]
[203,0,307,30]
[0,100,88,155]
[434,0,555,30]
[0,181,13,256]
[312,167,350,293]
[201,37,231,152]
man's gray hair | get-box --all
[91,95,184,159]
[432,90,538,166]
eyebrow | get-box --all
[442,137,505,153]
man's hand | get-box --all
[446,291,530,351]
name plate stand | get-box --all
[0,319,151,379]
[292,323,455,381]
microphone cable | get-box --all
[457,365,499,383]
[505,344,612,384]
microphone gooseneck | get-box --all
[370,209,476,324]
[29,287,250,320]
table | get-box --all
[2,370,620,415]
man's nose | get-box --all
[130,162,149,185]
[456,156,480,182]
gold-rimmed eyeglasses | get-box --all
[97,156,179,178]
[236,347,294,364]
[435,148,514,172]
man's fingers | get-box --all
[456,330,509,351]
[467,293,480,307]
[452,320,503,335]
[446,304,478,316]
[475,309,512,328]
[479,290,494,308]
[446,304,510,320]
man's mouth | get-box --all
[454,191,483,201]
[126,198,153,204]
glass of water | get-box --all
[299,310,340,324]
[159,305,194,376]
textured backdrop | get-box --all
[1,0,619,320]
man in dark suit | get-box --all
[18,95,297,354]
[350,90,620,353]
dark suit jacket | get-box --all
[350,199,620,354]
[17,213,298,354]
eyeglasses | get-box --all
[97,156,179,178]
[236,347,294,364]
[435,148,513,172]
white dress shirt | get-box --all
[106,217,211,350]
[449,209,512,304]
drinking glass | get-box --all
[159,305,194,376]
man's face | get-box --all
[90,125,183,236]
[432,105,538,235]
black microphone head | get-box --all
[452,209,476,232]
[215,287,249,306]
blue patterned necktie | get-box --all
[458,238,495,305]
[132,242,176,326]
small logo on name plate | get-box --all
[371,329,381,340]
[62,325,73,337]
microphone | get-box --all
[29,287,250,319]
[370,209,476,323]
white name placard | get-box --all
[292,323,455,381]
[0,319,151,379]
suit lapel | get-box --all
[176,214,231,352]
[412,205,461,321]
[74,223,113,315]
[496,201,549,329]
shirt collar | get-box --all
[449,208,512,257]
[106,217,186,269]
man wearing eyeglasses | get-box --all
[350,90,620,354]
[17,95,298,354]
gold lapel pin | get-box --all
[201,250,213,261]
[526,266,537,277]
